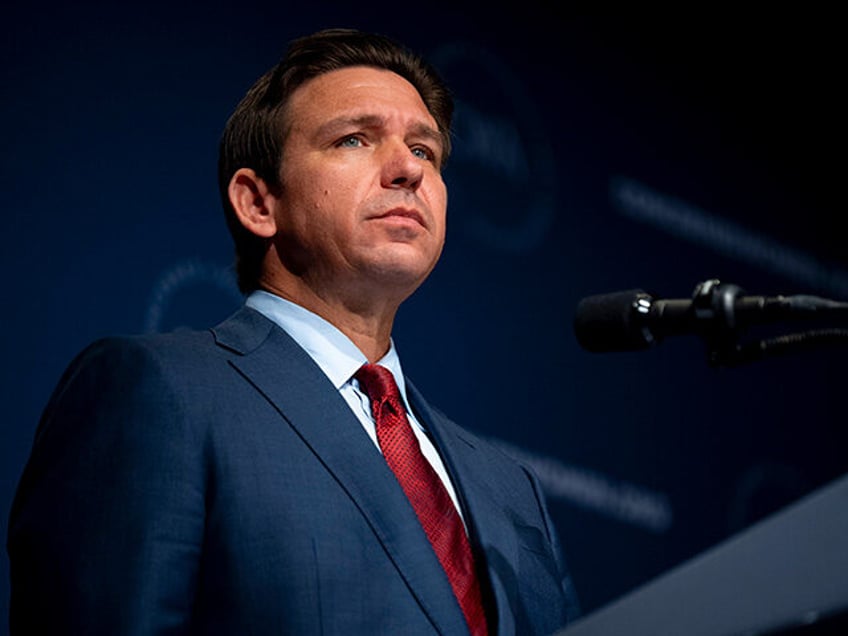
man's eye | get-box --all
[338,135,363,148]
[411,146,434,161]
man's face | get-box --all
[270,65,448,303]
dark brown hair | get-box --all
[218,28,454,293]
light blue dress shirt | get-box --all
[245,290,464,519]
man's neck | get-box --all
[257,279,398,363]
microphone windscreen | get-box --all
[573,290,652,352]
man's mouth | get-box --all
[374,207,426,228]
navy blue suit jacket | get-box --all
[9,307,574,634]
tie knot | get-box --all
[355,363,402,410]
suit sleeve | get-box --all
[8,337,207,635]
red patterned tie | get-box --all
[355,363,488,636]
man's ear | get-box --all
[228,168,280,239]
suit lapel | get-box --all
[407,381,522,633]
[211,308,469,635]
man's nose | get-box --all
[380,140,424,191]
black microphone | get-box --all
[574,279,848,353]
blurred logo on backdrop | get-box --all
[611,176,848,299]
[430,43,557,253]
[144,259,242,334]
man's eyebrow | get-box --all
[314,114,386,139]
[407,121,444,150]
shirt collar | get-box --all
[245,290,412,408]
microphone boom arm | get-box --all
[684,279,848,366]
[574,278,848,366]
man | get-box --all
[8,28,576,634]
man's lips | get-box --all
[371,207,426,228]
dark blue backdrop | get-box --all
[3,5,845,630]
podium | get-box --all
[556,473,848,636]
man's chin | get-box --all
[361,252,439,293]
